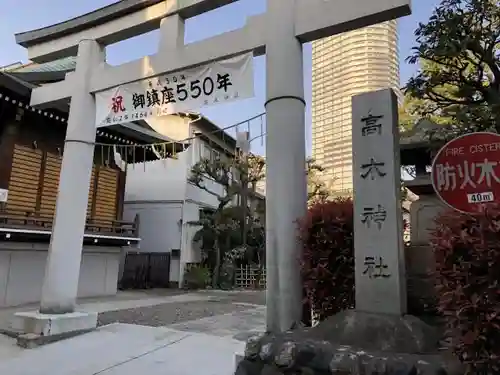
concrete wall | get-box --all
[124,201,183,282]
[125,150,190,202]
[0,243,121,308]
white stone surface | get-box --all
[352,89,407,315]
[265,0,307,333]
[0,324,244,375]
[11,311,97,336]
[39,40,106,315]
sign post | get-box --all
[431,132,500,214]
[352,88,406,316]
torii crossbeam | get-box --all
[15,0,411,333]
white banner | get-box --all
[95,52,254,127]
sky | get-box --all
[0,0,441,155]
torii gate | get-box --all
[16,0,411,333]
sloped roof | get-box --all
[9,56,77,73]
[1,57,76,86]
[0,71,38,99]
[0,59,169,148]
[399,118,457,155]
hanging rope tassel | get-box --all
[113,145,126,172]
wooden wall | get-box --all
[0,99,125,225]
[6,144,122,225]
[6,144,42,213]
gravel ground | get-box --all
[97,299,257,327]
[203,291,266,306]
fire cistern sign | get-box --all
[431,132,500,214]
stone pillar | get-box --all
[290,90,437,354]
[39,40,105,314]
[352,88,407,315]
[265,0,307,332]
[158,14,185,55]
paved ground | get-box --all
[0,324,245,375]
[0,335,20,361]
[0,289,266,373]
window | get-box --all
[203,144,212,160]
[212,149,220,162]
[202,143,221,162]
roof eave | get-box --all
[0,72,36,98]
[8,70,72,84]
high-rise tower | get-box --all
[311,21,401,194]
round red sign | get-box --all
[431,132,500,214]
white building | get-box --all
[124,113,244,287]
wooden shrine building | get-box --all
[0,59,183,307]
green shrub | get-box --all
[183,264,211,290]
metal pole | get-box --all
[236,131,250,248]
[241,150,248,246]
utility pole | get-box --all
[236,131,250,247]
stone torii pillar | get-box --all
[39,40,105,315]
[265,0,307,332]
[15,0,411,336]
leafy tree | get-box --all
[399,88,452,132]
[307,157,332,204]
[189,153,333,287]
[405,0,500,135]
[399,95,419,132]
[188,153,265,288]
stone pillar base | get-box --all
[235,310,463,375]
[313,309,438,353]
[8,311,97,348]
[235,353,245,370]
